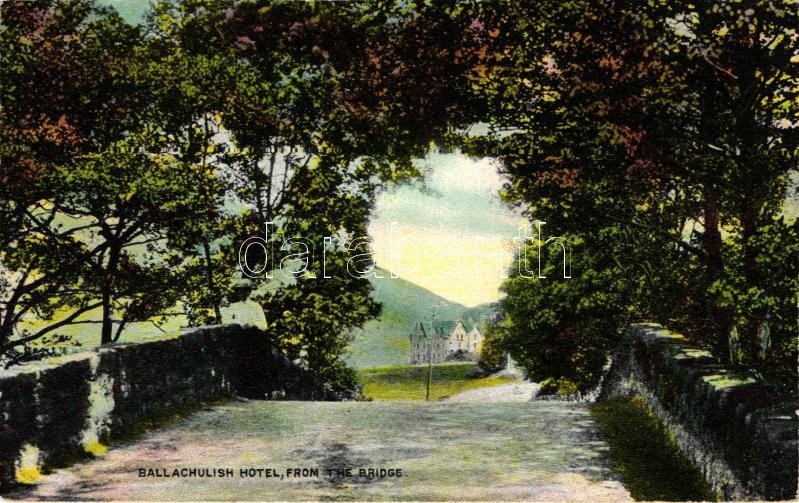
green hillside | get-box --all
[344,268,497,368]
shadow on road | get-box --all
[590,397,716,501]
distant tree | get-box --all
[477,322,507,373]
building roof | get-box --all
[412,319,484,340]
[432,320,458,334]
[468,326,482,337]
[413,321,446,339]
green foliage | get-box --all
[0,0,468,383]
[557,379,578,397]
[462,0,798,390]
[498,238,628,391]
[45,139,226,343]
[477,321,507,373]
[2,0,795,394]
[538,378,556,395]
[0,0,158,361]
[198,0,484,385]
[257,249,381,391]
[539,377,579,398]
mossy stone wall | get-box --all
[0,324,336,490]
[602,323,797,501]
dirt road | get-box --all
[9,400,630,501]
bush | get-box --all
[446,349,476,362]
[555,377,578,396]
[538,377,558,395]
[538,376,579,397]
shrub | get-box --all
[538,377,558,395]
[447,349,476,362]
[555,377,578,396]
[538,376,579,397]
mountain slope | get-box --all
[344,268,497,368]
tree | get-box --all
[497,235,629,390]
[43,138,227,344]
[460,0,798,389]
[135,30,247,325]
[1,0,239,356]
[200,0,486,379]
[0,0,151,362]
[477,321,507,374]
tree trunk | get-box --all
[740,200,761,365]
[253,159,266,226]
[203,239,222,324]
[703,190,732,362]
[100,246,120,345]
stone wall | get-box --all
[601,323,798,501]
[0,324,337,490]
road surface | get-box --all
[9,397,630,501]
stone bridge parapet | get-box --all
[602,323,798,501]
[0,324,337,490]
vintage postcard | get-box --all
[0,0,797,501]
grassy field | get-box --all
[358,362,518,400]
[20,300,268,352]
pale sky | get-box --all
[368,152,527,307]
[98,0,149,23]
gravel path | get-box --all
[444,382,539,402]
[8,400,630,501]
